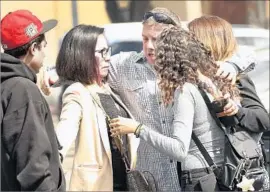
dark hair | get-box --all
[155,26,239,105]
[56,24,104,85]
[4,34,45,58]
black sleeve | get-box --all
[235,75,270,133]
[2,81,58,191]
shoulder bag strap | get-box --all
[191,132,220,175]
[197,88,224,130]
[191,88,226,176]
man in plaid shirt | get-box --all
[107,7,255,191]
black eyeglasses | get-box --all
[143,12,176,25]
[95,47,112,59]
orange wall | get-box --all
[151,0,202,22]
[1,0,111,68]
[266,0,269,19]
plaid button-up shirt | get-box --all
[108,51,181,191]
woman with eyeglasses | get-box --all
[54,24,139,191]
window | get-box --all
[111,41,142,55]
[236,37,269,49]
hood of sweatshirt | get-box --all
[1,53,37,83]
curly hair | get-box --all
[154,26,239,105]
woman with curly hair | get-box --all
[109,26,239,190]
[153,26,242,191]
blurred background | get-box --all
[1,0,269,186]
[2,0,269,120]
[1,0,269,67]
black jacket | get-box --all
[235,75,269,133]
[1,53,65,191]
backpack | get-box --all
[193,89,269,191]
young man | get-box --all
[1,10,65,191]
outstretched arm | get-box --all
[110,85,195,162]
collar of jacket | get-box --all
[85,83,136,120]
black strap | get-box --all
[177,162,182,186]
[260,140,269,166]
[191,88,225,176]
[191,132,216,169]
[197,89,224,130]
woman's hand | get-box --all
[109,117,140,137]
[217,94,240,117]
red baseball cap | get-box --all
[1,10,58,50]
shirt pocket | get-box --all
[124,80,144,92]
[123,80,151,110]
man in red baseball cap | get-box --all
[1,10,65,191]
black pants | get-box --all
[112,148,127,191]
[180,167,213,192]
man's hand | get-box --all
[40,67,59,96]
[216,61,238,84]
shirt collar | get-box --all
[134,51,157,75]
[134,51,147,63]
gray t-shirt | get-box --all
[139,83,225,170]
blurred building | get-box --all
[1,1,111,67]
[150,1,269,28]
[1,0,269,67]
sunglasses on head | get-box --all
[143,12,176,25]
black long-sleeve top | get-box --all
[235,75,269,134]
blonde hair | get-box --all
[188,15,237,61]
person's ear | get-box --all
[28,42,38,56]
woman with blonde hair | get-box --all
[188,15,269,191]
[188,15,269,142]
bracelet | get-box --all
[134,123,143,138]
